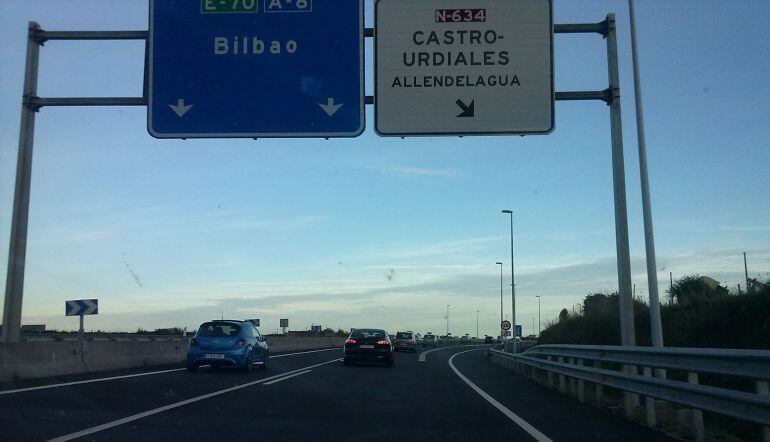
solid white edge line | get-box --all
[0,368,186,396]
[418,344,483,362]
[448,349,554,442]
[261,369,312,385]
[46,358,342,442]
[1,347,341,396]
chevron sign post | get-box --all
[65,299,99,316]
[66,299,98,357]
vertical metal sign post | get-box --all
[66,299,98,357]
[605,14,636,350]
[1,23,40,344]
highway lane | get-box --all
[0,348,342,442]
[1,346,675,442]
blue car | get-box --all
[186,320,269,372]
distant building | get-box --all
[21,324,46,334]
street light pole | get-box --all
[628,0,663,349]
[496,262,503,343]
[502,210,516,353]
[536,295,541,336]
[446,304,450,337]
[476,310,479,339]
[744,252,750,294]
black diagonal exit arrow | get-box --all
[455,99,475,118]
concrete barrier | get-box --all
[0,336,343,382]
[265,336,343,353]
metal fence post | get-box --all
[757,381,770,442]
[568,358,576,395]
[644,367,656,428]
[577,359,585,402]
[595,361,604,406]
[547,356,554,387]
[558,357,567,394]
[1,22,41,344]
[688,372,705,442]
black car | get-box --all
[484,336,494,344]
[343,328,393,367]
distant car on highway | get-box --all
[421,334,439,347]
[484,336,494,344]
[186,320,269,372]
[393,331,416,352]
[343,328,394,367]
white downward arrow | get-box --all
[318,97,343,117]
[169,98,193,117]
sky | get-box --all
[1,0,769,338]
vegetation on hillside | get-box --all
[538,276,770,349]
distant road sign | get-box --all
[149,0,365,138]
[375,0,554,136]
[514,324,522,338]
[502,330,512,337]
[280,319,289,327]
[501,320,512,331]
[65,299,98,316]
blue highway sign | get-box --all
[148,0,365,138]
[66,299,99,316]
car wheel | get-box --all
[242,353,254,373]
[186,363,197,372]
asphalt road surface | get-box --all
[0,346,674,442]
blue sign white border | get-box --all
[147,0,366,139]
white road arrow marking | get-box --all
[318,97,343,116]
[169,99,193,117]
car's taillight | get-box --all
[234,339,246,348]
[190,338,198,346]
[376,339,389,345]
[345,338,357,344]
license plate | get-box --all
[360,345,374,349]
[204,354,225,359]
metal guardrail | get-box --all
[488,345,770,438]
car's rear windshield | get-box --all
[197,322,241,337]
[396,332,412,339]
[350,329,387,339]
